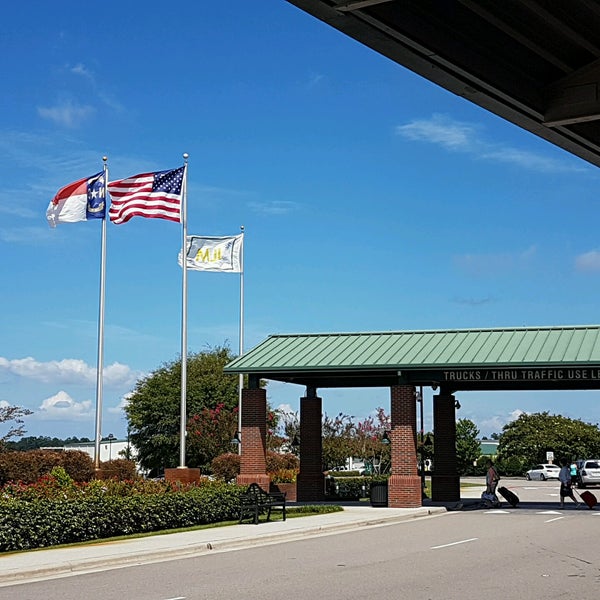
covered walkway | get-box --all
[225,325,600,507]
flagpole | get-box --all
[93,156,109,472]
[179,153,189,469]
[237,225,245,453]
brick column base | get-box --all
[388,475,422,508]
[237,474,270,488]
[389,385,421,508]
[164,467,201,484]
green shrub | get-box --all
[270,468,298,483]
[211,453,240,482]
[266,451,299,472]
[0,450,94,485]
[96,459,139,481]
[327,476,366,500]
[0,479,244,552]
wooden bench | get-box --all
[239,482,287,524]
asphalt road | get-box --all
[3,479,599,600]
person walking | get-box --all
[559,458,580,509]
[486,459,500,496]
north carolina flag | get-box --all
[46,171,106,227]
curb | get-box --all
[0,507,446,586]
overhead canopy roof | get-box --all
[224,325,600,391]
[286,0,600,168]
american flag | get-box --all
[108,166,185,224]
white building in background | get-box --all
[62,438,130,463]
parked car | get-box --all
[577,459,600,488]
[525,464,560,481]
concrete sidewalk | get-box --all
[0,504,447,587]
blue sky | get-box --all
[2,1,600,443]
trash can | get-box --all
[369,480,388,507]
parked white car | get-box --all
[577,460,600,487]
[525,464,560,481]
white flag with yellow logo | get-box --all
[178,234,243,272]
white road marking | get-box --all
[544,516,564,523]
[164,597,186,600]
[486,510,511,514]
[431,537,478,550]
[538,510,562,514]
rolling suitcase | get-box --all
[577,490,597,509]
[498,486,519,507]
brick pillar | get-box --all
[236,387,269,488]
[431,393,460,502]
[388,385,421,508]
[297,393,324,501]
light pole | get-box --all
[416,387,426,497]
[106,433,115,462]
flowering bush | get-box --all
[211,452,240,482]
[270,468,298,483]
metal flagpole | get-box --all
[237,225,245,453]
[93,156,109,472]
[179,153,189,468]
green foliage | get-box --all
[352,408,391,472]
[5,436,92,451]
[96,459,139,481]
[269,468,298,483]
[322,412,356,470]
[0,404,33,448]
[495,454,528,477]
[187,403,239,472]
[211,453,240,482]
[0,450,94,485]
[326,475,370,500]
[0,478,244,552]
[125,346,242,475]
[456,418,481,475]
[265,451,299,473]
[497,412,600,468]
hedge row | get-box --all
[0,481,243,552]
[327,475,388,500]
[0,450,95,484]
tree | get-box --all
[0,404,33,450]
[497,412,600,472]
[455,418,481,475]
[353,408,391,474]
[5,435,92,451]
[125,346,244,475]
[186,403,239,471]
[322,412,357,471]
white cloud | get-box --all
[0,356,142,387]
[108,391,133,414]
[35,390,93,421]
[396,114,585,173]
[479,408,525,434]
[37,100,95,128]
[396,113,478,150]
[575,250,600,272]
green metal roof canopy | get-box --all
[224,325,600,392]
